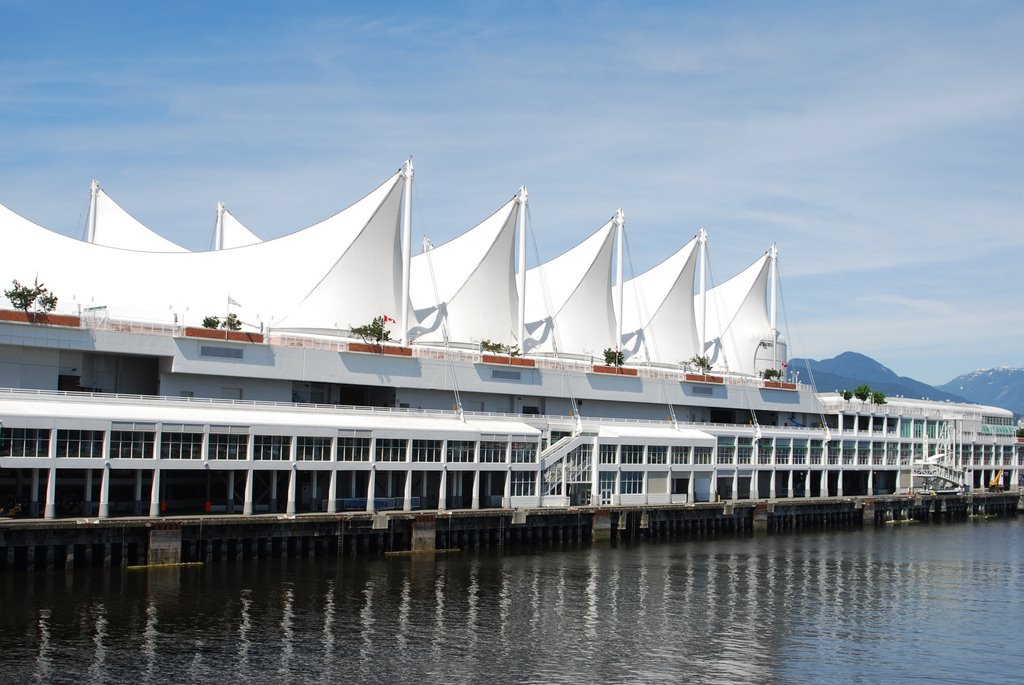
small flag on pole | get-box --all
[228,296,241,307]
[382,314,395,324]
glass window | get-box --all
[375,438,407,462]
[209,433,247,460]
[296,436,331,461]
[0,428,50,457]
[647,445,667,465]
[671,445,691,464]
[160,432,203,459]
[479,441,507,463]
[511,472,535,497]
[254,435,291,461]
[338,437,370,462]
[412,439,442,462]
[510,441,537,463]
[446,440,475,463]
[599,444,617,464]
[110,430,154,459]
[56,429,105,458]
[620,471,643,495]
[620,445,643,464]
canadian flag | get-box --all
[781,361,788,368]
[382,314,395,324]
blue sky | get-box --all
[2,1,1021,385]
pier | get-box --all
[0,492,1018,572]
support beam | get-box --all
[399,159,414,344]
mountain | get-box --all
[786,351,968,403]
[937,368,1024,417]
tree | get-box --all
[688,355,712,375]
[4,279,58,313]
[481,339,520,356]
[841,389,853,401]
[603,348,624,367]
[202,315,221,329]
[853,384,872,402]
[871,390,887,405]
[762,368,783,381]
[223,313,242,331]
[350,316,392,344]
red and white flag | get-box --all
[382,314,395,324]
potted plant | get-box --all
[479,339,535,367]
[762,368,796,390]
[185,312,262,343]
[0,279,80,327]
[684,354,723,383]
[348,315,411,356]
[591,348,637,376]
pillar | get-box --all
[98,464,110,519]
[270,469,279,511]
[366,466,376,513]
[148,468,161,517]
[30,468,39,517]
[403,469,413,512]
[750,468,758,499]
[820,469,827,498]
[227,470,235,514]
[787,470,795,498]
[806,469,812,498]
[243,468,254,515]
[867,469,874,497]
[310,470,318,512]
[44,466,57,519]
[471,470,480,510]
[134,469,144,515]
[438,468,448,511]
[327,469,337,514]
[768,468,776,499]
[836,470,844,497]
[83,468,93,516]
[286,466,296,515]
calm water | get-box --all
[2,519,1023,684]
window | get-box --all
[209,433,247,460]
[599,444,617,464]
[694,447,713,464]
[338,437,370,462]
[775,439,791,465]
[647,445,667,465]
[254,435,291,461]
[0,428,50,457]
[375,438,406,462]
[446,440,475,463]
[110,430,154,459]
[511,472,535,497]
[412,439,442,462]
[620,445,643,464]
[297,437,331,461]
[160,432,203,459]
[56,429,104,458]
[620,471,643,495]
[598,472,616,504]
[479,441,507,463]
[671,445,690,464]
[510,441,537,463]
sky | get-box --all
[1,1,1022,385]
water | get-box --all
[3,520,1023,684]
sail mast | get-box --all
[516,186,528,348]
[400,159,414,344]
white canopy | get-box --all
[409,197,519,346]
[698,252,772,376]
[216,206,262,250]
[92,187,187,252]
[522,220,616,357]
[0,170,405,332]
[614,237,700,366]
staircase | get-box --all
[911,422,966,492]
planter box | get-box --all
[183,326,264,343]
[0,309,81,328]
[591,365,638,376]
[480,354,536,367]
[348,342,413,356]
[763,380,797,390]
[684,373,724,384]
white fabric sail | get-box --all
[218,208,262,249]
[698,253,772,376]
[92,188,187,252]
[522,220,616,357]
[614,237,700,366]
[409,197,519,346]
[0,170,404,332]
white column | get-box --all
[787,470,795,498]
[270,469,279,511]
[310,470,318,512]
[867,469,874,497]
[243,468,254,515]
[403,469,413,512]
[98,465,110,518]
[399,159,414,344]
[698,227,708,353]
[769,244,778,369]
[214,201,225,250]
[366,466,376,513]
[516,186,528,347]
[687,470,695,503]
[806,469,812,498]
[227,470,235,514]
[286,466,297,515]
[750,468,758,499]
[614,208,625,352]
[327,469,338,514]
[730,470,738,502]
[44,467,57,519]
[439,468,448,511]
[836,469,844,497]
[86,179,99,243]
[503,465,512,503]
[148,468,161,517]
[820,469,827,497]
[769,469,776,499]
[471,470,480,510]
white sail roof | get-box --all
[218,207,262,249]
[614,237,700,366]
[92,187,187,252]
[0,171,404,332]
[698,252,772,376]
[409,197,519,346]
[522,220,616,356]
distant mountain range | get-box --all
[787,352,1024,417]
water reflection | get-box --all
[2,521,1024,684]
